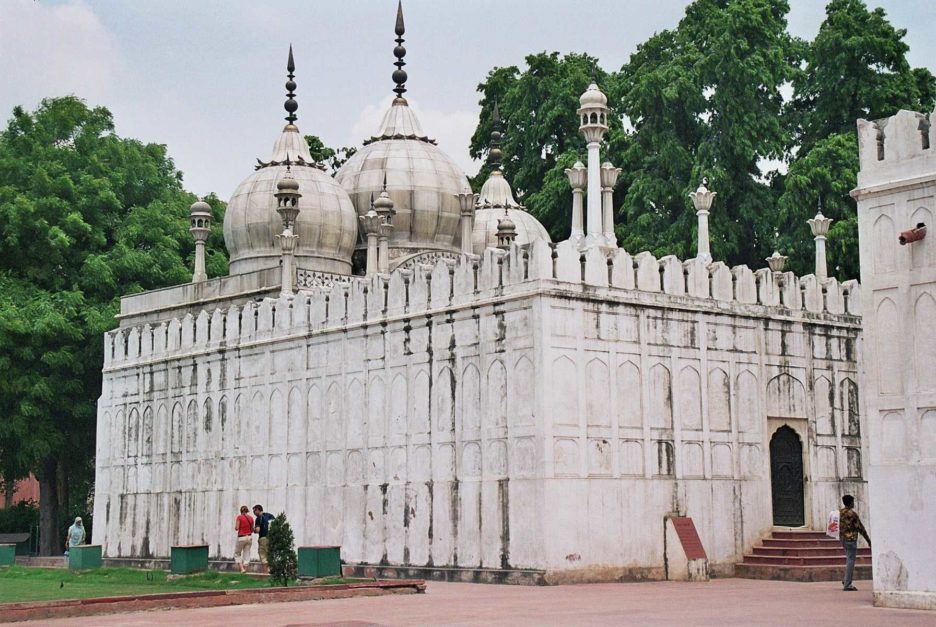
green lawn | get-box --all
[0,566,268,604]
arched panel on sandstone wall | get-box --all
[327,381,344,447]
[551,356,578,426]
[461,363,481,434]
[876,298,902,395]
[389,374,407,437]
[436,366,455,433]
[217,397,228,451]
[141,406,153,457]
[737,370,759,433]
[766,373,806,418]
[873,214,896,273]
[914,292,936,393]
[250,391,266,451]
[618,361,642,428]
[840,378,860,435]
[185,399,199,453]
[287,387,304,452]
[346,379,365,447]
[678,366,702,430]
[648,363,673,429]
[155,404,168,454]
[708,368,731,431]
[411,370,430,434]
[170,403,182,454]
[586,358,610,427]
[201,398,213,452]
[512,356,535,427]
[127,407,140,457]
[269,389,286,453]
[486,360,508,428]
[921,409,936,461]
[367,377,384,446]
[814,376,834,435]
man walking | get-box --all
[253,504,275,574]
[840,494,871,591]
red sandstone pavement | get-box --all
[30,579,933,626]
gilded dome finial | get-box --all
[284,45,298,124]
[392,1,408,100]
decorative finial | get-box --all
[284,45,298,124]
[488,101,503,171]
[392,1,408,100]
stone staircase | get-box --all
[735,530,872,582]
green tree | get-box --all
[267,512,298,586]
[777,0,936,280]
[0,96,226,554]
[304,135,357,174]
[470,52,613,239]
[616,0,799,266]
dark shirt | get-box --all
[255,512,275,538]
[839,506,870,543]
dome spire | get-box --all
[488,101,503,172]
[392,1,408,101]
[284,44,298,125]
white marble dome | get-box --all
[579,82,608,107]
[223,124,358,275]
[472,171,551,253]
[335,100,470,255]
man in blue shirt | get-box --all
[252,505,275,573]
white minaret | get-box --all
[577,83,609,249]
[565,161,587,246]
[189,201,212,283]
[600,161,621,247]
[807,209,832,281]
[689,178,716,263]
[274,168,301,297]
[360,200,382,277]
[373,181,396,274]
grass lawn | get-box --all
[0,566,269,604]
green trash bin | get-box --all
[171,544,209,575]
[0,544,15,567]
[68,544,102,570]
[298,545,341,578]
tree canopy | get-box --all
[470,0,935,278]
[0,96,226,552]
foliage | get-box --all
[0,500,39,534]
[471,52,613,238]
[0,566,264,603]
[469,0,933,280]
[304,135,357,174]
[266,512,298,586]
[0,96,227,553]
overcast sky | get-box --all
[1,0,934,200]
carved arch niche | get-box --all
[766,373,806,419]
[551,355,578,426]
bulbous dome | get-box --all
[472,207,550,254]
[579,82,608,107]
[335,100,470,255]
[223,124,358,275]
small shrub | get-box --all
[0,500,39,534]
[267,512,298,586]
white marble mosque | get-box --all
[93,3,885,584]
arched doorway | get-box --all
[770,425,805,526]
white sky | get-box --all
[1,0,934,200]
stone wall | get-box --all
[855,108,936,609]
[95,240,865,579]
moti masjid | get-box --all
[93,3,935,609]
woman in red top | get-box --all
[234,505,254,573]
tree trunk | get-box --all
[38,457,61,556]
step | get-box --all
[734,562,872,582]
[751,546,871,558]
[762,538,844,548]
[770,531,830,540]
[741,554,872,567]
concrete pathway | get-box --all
[34,579,932,626]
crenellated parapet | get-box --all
[105,241,861,369]
[855,108,936,194]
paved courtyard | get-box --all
[37,579,933,626]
